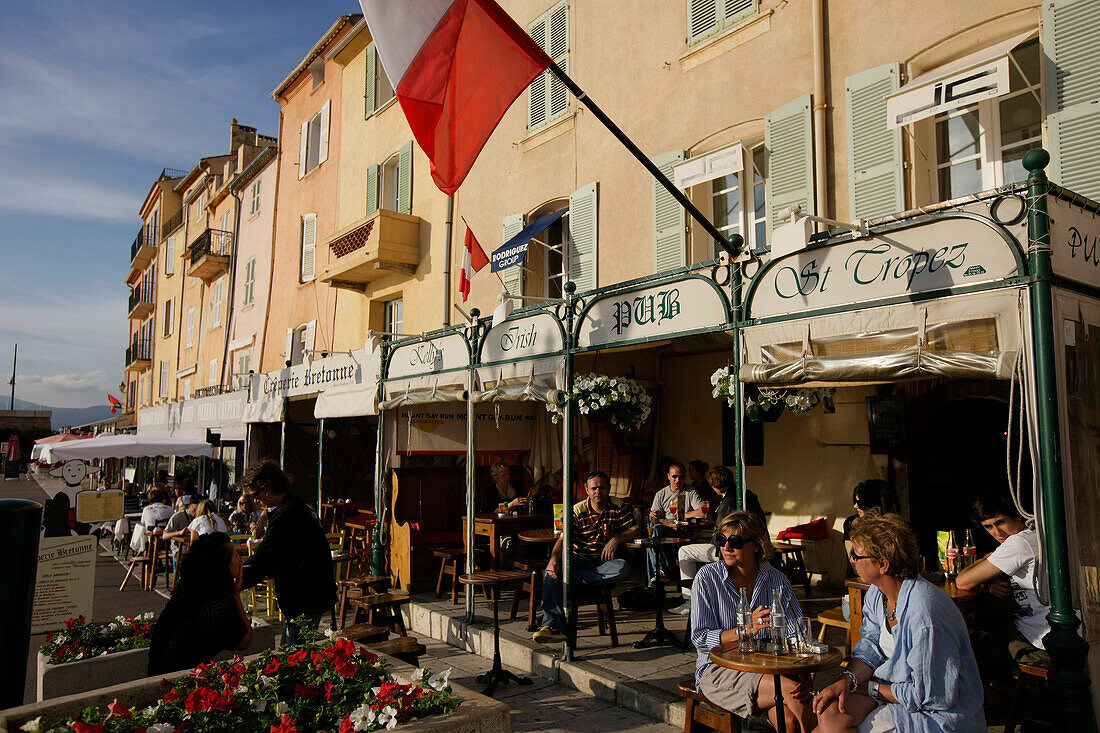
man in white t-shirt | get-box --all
[957,491,1050,678]
[645,461,704,587]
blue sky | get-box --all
[0,0,355,408]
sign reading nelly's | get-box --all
[748,216,1021,319]
[576,276,730,349]
[387,332,470,379]
[1049,194,1100,290]
[481,311,564,364]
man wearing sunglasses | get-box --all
[532,471,639,644]
[646,461,705,588]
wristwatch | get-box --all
[868,680,881,701]
[841,669,858,693]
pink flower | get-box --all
[107,699,132,719]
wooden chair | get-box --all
[509,559,546,630]
[349,592,411,637]
[245,538,282,620]
[433,548,491,604]
[677,679,741,733]
[772,542,811,593]
[336,623,390,644]
[816,605,851,658]
[363,637,427,666]
[337,575,390,629]
[567,584,619,647]
[1004,663,1052,732]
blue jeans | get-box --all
[281,612,325,647]
[645,524,675,587]
[539,556,630,631]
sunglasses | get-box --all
[715,533,750,550]
[849,550,873,563]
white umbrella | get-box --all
[40,434,213,462]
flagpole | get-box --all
[547,62,737,257]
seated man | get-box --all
[163,501,199,562]
[647,461,704,586]
[532,470,639,643]
[956,491,1050,677]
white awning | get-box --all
[379,373,469,409]
[314,381,380,419]
[885,29,1037,129]
[471,357,565,404]
[40,435,213,462]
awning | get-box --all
[885,29,1037,128]
[244,348,371,423]
[471,357,565,405]
[490,208,568,272]
[31,433,89,461]
[40,434,213,462]
[314,381,380,419]
[379,375,468,409]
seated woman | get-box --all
[188,499,231,542]
[691,511,814,732]
[843,479,898,580]
[228,494,263,534]
[480,461,526,513]
[148,532,253,675]
[814,514,986,732]
[131,488,174,553]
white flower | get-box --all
[143,612,155,620]
[142,706,158,717]
[54,634,67,645]
[349,704,377,730]
[253,699,268,712]
[427,668,452,691]
[277,701,289,714]
[379,706,400,730]
[235,684,248,694]
[147,724,176,733]
[260,675,276,688]
[19,716,41,732]
[410,668,426,682]
[324,627,337,639]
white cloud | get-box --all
[0,172,135,221]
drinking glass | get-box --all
[668,502,678,520]
[700,501,710,519]
[794,617,811,652]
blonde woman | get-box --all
[188,499,230,542]
[690,511,813,732]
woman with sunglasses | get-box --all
[813,514,985,732]
[691,511,814,732]
[843,480,897,580]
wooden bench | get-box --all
[337,574,390,629]
[677,679,741,733]
[349,592,411,636]
[363,636,428,667]
[335,623,391,643]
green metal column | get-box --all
[316,417,324,510]
[371,341,390,577]
[561,282,577,660]
[1023,149,1095,728]
[728,235,745,511]
[279,398,288,468]
[465,309,481,621]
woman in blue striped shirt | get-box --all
[690,511,815,732]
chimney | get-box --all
[230,119,258,153]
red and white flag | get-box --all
[359,0,552,195]
[459,226,489,302]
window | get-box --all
[236,351,251,386]
[385,299,403,336]
[186,308,195,348]
[299,101,331,178]
[300,213,317,282]
[365,43,395,118]
[250,180,261,215]
[243,257,256,306]
[687,0,758,46]
[220,209,231,233]
[527,3,569,131]
[162,298,174,338]
[210,279,223,327]
[308,57,325,88]
[193,191,205,222]
[128,380,136,409]
[709,143,767,254]
[159,361,169,399]
[381,153,402,212]
[208,359,218,388]
[933,39,1042,199]
[164,236,175,275]
[183,378,191,400]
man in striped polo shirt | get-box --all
[532,470,639,643]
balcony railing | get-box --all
[189,228,233,265]
[193,384,237,399]
[126,338,152,366]
[130,224,158,266]
[127,285,154,318]
[161,210,183,239]
[161,167,188,180]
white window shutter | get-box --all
[285,327,295,365]
[501,214,524,296]
[318,100,331,166]
[652,150,686,272]
[209,359,218,388]
[569,182,598,292]
[397,141,413,215]
[548,5,569,117]
[301,213,317,281]
[846,63,903,221]
[164,236,175,275]
[304,320,317,354]
[527,17,548,128]
[688,0,719,44]
[765,93,815,236]
[187,308,195,348]
[1044,0,1100,200]
[160,361,168,398]
[298,120,309,180]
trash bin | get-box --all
[0,498,43,707]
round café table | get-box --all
[625,536,689,649]
[517,528,558,544]
[709,644,843,733]
[459,570,534,696]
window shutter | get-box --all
[845,62,903,221]
[364,43,377,118]
[724,0,756,24]
[764,93,815,236]
[304,320,317,354]
[397,141,413,215]
[187,308,195,348]
[548,5,569,117]
[527,16,548,128]
[501,214,524,296]
[569,182,598,292]
[209,359,218,388]
[318,100,330,166]
[301,213,317,281]
[298,121,309,180]
[652,150,686,272]
[160,361,168,398]
[367,164,380,213]
[688,0,719,44]
[164,236,175,275]
[1044,0,1100,200]
[284,328,295,365]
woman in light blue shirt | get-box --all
[814,514,986,733]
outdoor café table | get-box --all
[661,518,715,542]
[845,577,1014,646]
[625,536,690,649]
[458,570,534,696]
[709,644,844,733]
[463,513,552,569]
[517,528,559,544]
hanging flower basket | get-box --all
[547,373,653,431]
[711,371,834,422]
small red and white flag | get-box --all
[359,0,552,195]
[459,225,489,302]
[107,393,122,415]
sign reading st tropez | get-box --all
[748,216,1020,319]
[577,276,730,349]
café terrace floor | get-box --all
[397,573,1021,732]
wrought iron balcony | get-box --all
[161,210,184,239]
[320,210,421,289]
[126,338,152,369]
[187,228,233,283]
[129,224,158,268]
[127,284,155,320]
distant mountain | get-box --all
[9,398,113,430]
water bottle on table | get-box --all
[770,588,788,655]
[736,586,752,652]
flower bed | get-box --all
[40,616,154,665]
[19,634,461,733]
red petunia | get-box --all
[339,718,355,733]
[334,661,358,679]
[162,688,183,703]
[264,659,281,674]
[294,683,319,698]
[324,681,337,701]
[72,723,103,733]
[107,699,132,719]
[311,650,325,666]
[286,649,309,666]
[271,714,297,733]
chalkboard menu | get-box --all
[867,397,906,454]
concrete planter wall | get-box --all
[36,620,278,701]
[5,650,509,733]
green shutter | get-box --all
[765,93,814,237]
[688,0,719,44]
[364,43,377,119]
[569,182,598,292]
[845,62,903,221]
[653,150,686,273]
[1044,0,1100,200]
[366,164,379,214]
[397,141,413,215]
[501,214,524,296]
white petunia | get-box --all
[260,675,276,688]
[427,668,452,691]
[144,612,155,620]
[54,634,67,645]
[19,716,41,732]
[147,724,176,733]
[277,701,289,714]
[348,704,377,730]
[142,706,158,717]
[324,628,337,639]
[253,699,268,712]
[410,668,426,682]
